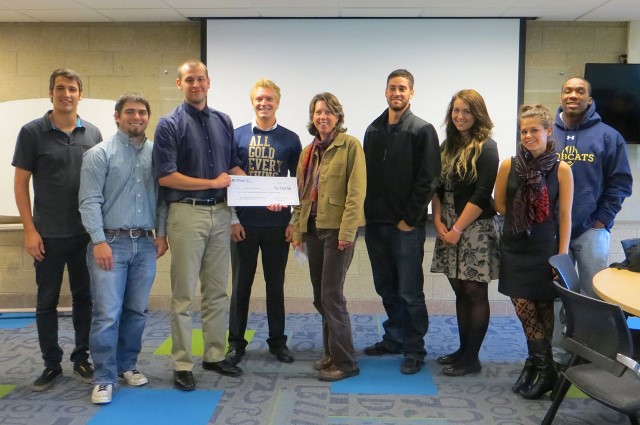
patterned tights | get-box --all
[511,297,554,341]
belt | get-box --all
[104,229,154,238]
[175,197,226,206]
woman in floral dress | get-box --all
[430,89,501,376]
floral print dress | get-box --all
[430,181,501,284]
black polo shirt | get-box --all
[12,111,102,238]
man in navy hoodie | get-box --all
[553,77,633,297]
[226,79,302,366]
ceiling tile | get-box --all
[579,0,640,20]
[256,7,340,17]
[163,0,251,8]
[0,0,80,9]
[254,0,338,6]
[97,8,187,21]
[17,9,112,21]
[420,7,512,17]
[77,0,170,9]
[0,9,38,21]
[341,7,423,17]
[177,8,259,18]
[340,0,422,6]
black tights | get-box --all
[449,278,490,365]
[511,297,554,341]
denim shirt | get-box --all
[79,129,168,244]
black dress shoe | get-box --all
[202,359,243,377]
[364,341,401,356]
[269,346,294,363]
[174,370,196,391]
[225,346,245,366]
[400,358,423,375]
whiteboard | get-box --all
[207,18,521,158]
[0,98,116,217]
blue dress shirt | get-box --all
[152,101,241,202]
[79,129,167,244]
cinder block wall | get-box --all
[0,21,634,314]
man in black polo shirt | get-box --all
[12,68,102,392]
[153,59,245,391]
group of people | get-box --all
[12,62,632,407]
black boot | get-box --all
[512,357,535,393]
[520,339,557,400]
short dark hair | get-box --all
[386,69,414,90]
[49,68,83,92]
[115,93,151,116]
[562,77,592,96]
[177,59,208,79]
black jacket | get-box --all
[363,107,441,227]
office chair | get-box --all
[541,281,640,425]
[548,253,580,292]
[549,253,640,332]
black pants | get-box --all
[228,225,289,350]
[35,234,92,369]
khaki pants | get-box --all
[168,202,231,371]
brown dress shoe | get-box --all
[318,364,360,382]
[313,356,333,371]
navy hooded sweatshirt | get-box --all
[553,100,633,239]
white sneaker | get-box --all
[91,384,113,404]
[119,369,149,386]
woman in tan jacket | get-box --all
[292,92,366,382]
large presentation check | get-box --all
[227,176,299,207]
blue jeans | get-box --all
[365,223,428,361]
[35,235,92,369]
[88,234,157,385]
[570,228,611,298]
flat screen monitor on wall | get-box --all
[584,63,640,144]
[206,18,524,159]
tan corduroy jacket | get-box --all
[293,132,366,243]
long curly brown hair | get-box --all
[441,89,493,182]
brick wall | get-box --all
[0,20,634,314]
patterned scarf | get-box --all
[510,141,557,236]
[299,129,337,204]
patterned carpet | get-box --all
[0,311,629,425]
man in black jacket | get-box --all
[362,69,441,374]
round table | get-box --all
[593,267,640,316]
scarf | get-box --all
[510,141,557,236]
[299,129,337,204]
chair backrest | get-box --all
[549,253,581,292]
[554,281,634,376]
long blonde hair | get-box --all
[441,89,493,182]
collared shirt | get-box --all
[79,129,167,244]
[152,101,241,202]
[12,111,102,238]
[251,118,278,132]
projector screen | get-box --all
[207,18,523,159]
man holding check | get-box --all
[226,79,302,365]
